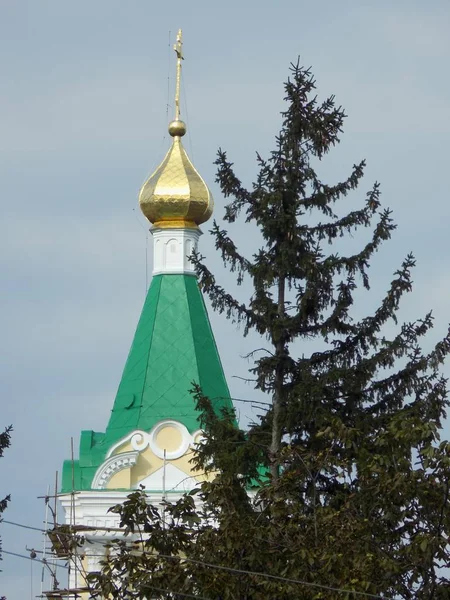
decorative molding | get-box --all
[106,430,145,459]
[95,421,204,490]
[91,451,139,490]
[127,421,193,459]
[130,430,151,452]
[149,420,191,459]
[85,548,104,573]
[191,429,205,447]
[107,421,201,460]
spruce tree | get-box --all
[90,61,450,599]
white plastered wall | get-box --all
[152,227,201,275]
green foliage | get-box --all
[90,61,450,599]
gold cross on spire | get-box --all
[173,29,184,121]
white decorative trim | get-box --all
[149,420,191,459]
[106,430,146,459]
[86,548,104,573]
[91,451,139,490]
[151,227,201,275]
[130,430,151,452]
[106,421,199,460]
[191,429,205,447]
[123,421,192,459]
[95,421,202,490]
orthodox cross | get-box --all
[173,29,184,121]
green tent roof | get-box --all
[62,273,233,492]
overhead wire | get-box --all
[181,69,194,162]
[215,395,272,407]
[2,550,68,570]
[63,547,208,600]
[146,584,210,600]
[47,528,394,600]
[63,539,392,600]
[4,517,395,598]
[117,550,392,600]
[2,519,44,533]
[166,29,172,121]
[72,545,393,600]
[3,518,127,536]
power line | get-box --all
[69,546,390,600]
[2,518,124,538]
[140,551,391,600]
[65,549,211,600]
[147,584,210,600]
[181,69,194,162]
[2,519,44,533]
[2,550,68,570]
[71,540,392,600]
[213,395,272,407]
[4,519,391,598]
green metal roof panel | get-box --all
[105,274,232,441]
[62,459,82,492]
[105,276,162,439]
[186,276,232,415]
[62,273,233,491]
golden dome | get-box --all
[139,121,213,228]
[139,30,213,229]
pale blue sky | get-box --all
[1,1,450,596]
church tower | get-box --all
[55,30,233,588]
